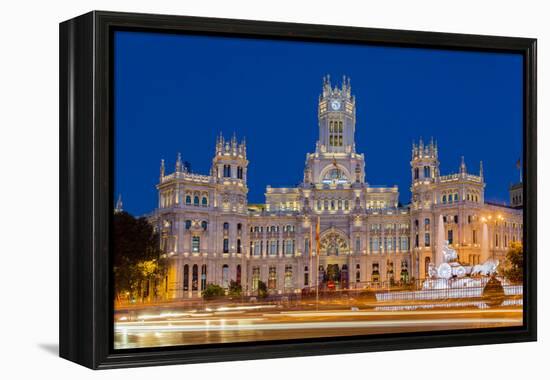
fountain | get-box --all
[423,240,499,290]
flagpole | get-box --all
[315,216,321,309]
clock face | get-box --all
[330,100,341,110]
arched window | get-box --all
[222,264,229,288]
[192,264,198,291]
[454,193,458,202]
[185,220,192,230]
[236,264,242,286]
[442,195,447,203]
[201,221,208,231]
[237,239,242,254]
[201,196,208,207]
[185,195,191,205]
[237,223,242,231]
[183,264,189,291]
[193,196,199,206]
[223,222,229,230]
[237,166,243,179]
[201,265,207,290]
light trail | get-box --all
[115,317,521,332]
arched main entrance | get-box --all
[318,229,350,290]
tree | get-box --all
[228,280,243,297]
[503,241,523,283]
[113,211,164,301]
[202,284,225,300]
[257,280,268,299]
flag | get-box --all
[315,216,321,256]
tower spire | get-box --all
[175,152,182,172]
[460,156,467,175]
[115,194,123,213]
[479,160,484,179]
[160,159,165,179]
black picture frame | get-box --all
[59,10,537,369]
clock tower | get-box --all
[303,75,365,186]
[317,75,356,154]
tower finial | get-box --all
[160,159,165,179]
[175,152,182,172]
[115,194,123,213]
[460,156,467,174]
[479,160,484,179]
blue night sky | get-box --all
[114,31,523,217]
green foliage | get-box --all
[202,284,226,299]
[257,280,268,298]
[228,280,243,297]
[504,241,523,283]
[113,211,164,300]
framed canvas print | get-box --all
[59,11,537,369]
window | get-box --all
[223,238,229,253]
[454,215,459,223]
[192,236,200,253]
[442,195,447,204]
[305,238,310,255]
[269,240,277,256]
[252,267,260,291]
[400,236,409,251]
[285,240,294,256]
[424,166,431,178]
[237,239,242,254]
[236,264,242,286]
[424,233,430,247]
[414,167,419,180]
[201,221,208,231]
[237,166,243,179]
[372,263,380,283]
[304,266,309,286]
[223,222,229,230]
[344,200,349,210]
[201,264,207,290]
[424,218,430,228]
[415,234,419,248]
[355,237,361,252]
[329,120,343,147]
[472,229,477,244]
[185,195,191,205]
[192,264,198,291]
[201,196,208,207]
[268,266,277,290]
[454,193,458,202]
[223,165,231,178]
[193,196,199,206]
[284,265,293,290]
[185,220,192,230]
[183,264,189,291]
[237,223,242,231]
[253,241,260,256]
[222,264,229,288]
[447,230,453,244]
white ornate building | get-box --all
[150,76,523,299]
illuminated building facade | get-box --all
[151,76,523,299]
